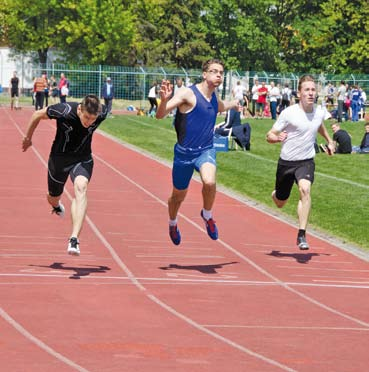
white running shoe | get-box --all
[67,237,80,256]
[297,236,310,250]
[51,202,65,218]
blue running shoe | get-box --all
[169,225,181,245]
[201,210,218,240]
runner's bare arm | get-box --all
[22,108,49,152]
[218,98,241,113]
[156,81,192,118]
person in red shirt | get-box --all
[256,81,268,118]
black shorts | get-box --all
[275,158,315,201]
[48,155,94,197]
[11,90,18,97]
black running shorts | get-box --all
[48,155,94,197]
[275,158,315,201]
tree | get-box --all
[0,0,65,63]
[202,0,284,71]
[131,0,214,68]
[58,0,136,65]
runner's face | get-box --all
[299,81,316,106]
[78,107,97,128]
[204,63,224,87]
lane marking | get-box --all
[203,325,369,331]
[1,273,369,289]
[0,307,90,372]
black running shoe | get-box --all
[51,202,65,217]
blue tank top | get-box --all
[173,85,218,152]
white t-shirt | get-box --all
[272,104,331,161]
[233,85,244,100]
[148,86,156,98]
[269,86,280,102]
[252,84,259,100]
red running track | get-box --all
[1,106,369,372]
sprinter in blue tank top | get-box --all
[156,59,241,245]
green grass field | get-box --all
[100,113,369,252]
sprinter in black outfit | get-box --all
[22,95,108,256]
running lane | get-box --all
[0,107,368,372]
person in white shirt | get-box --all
[336,80,347,123]
[232,81,245,105]
[266,74,334,250]
[148,82,158,115]
[251,79,259,117]
[268,81,280,120]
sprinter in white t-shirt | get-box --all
[266,74,334,250]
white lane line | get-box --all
[0,306,89,372]
[147,293,296,372]
[203,325,369,331]
[278,266,369,272]
[2,274,369,289]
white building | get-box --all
[0,47,34,92]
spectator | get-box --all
[232,81,244,106]
[280,83,291,112]
[33,73,48,110]
[251,79,259,117]
[336,80,346,123]
[325,82,335,109]
[9,71,20,110]
[352,122,369,153]
[359,87,367,120]
[102,77,114,117]
[58,73,69,103]
[60,83,69,104]
[148,81,158,116]
[49,75,58,104]
[214,108,241,136]
[268,81,280,120]
[350,85,361,122]
[256,81,268,118]
[44,75,50,107]
[330,122,352,154]
[242,89,252,118]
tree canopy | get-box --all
[0,0,368,73]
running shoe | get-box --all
[169,225,181,245]
[51,202,65,218]
[67,237,80,256]
[297,236,309,250]
[201,210,218,240]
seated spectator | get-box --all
[352,122,369,153]
[331,122,352,154]
[214,108,241,136]
[214,109,251,151]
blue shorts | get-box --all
[172,144,216,190]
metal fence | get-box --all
[11,63,369,109]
